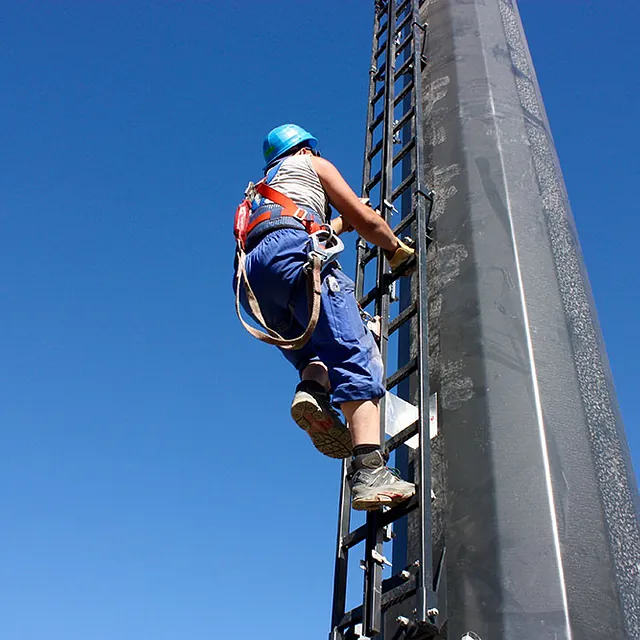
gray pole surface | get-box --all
[389,0,640,638]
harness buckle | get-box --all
[304,226,345,273]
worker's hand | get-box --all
[359,197,382,217]
[330,216,354,235]
[384,237,415,271]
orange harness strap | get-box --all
[246,182,325,236]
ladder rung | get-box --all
[375,40,388,59]
[336,578,418,634]
[358,257,417,308]
[396,0,411,18]
[381,577,417,611]
[393,138,416,166]
[342,494,420,551]
[366,170,382,192]
[384,419,419,453]
[392,209,416,237]
[394,79,414,106]
[337,605,363,632]
[373,84,385,105]
[388,301,417,336]
[386,357,418,390]
[376,20,388,40]
[369,110,384,132]
[395,11,413,38]
[396,33,413,58]
[361,244,378,266]
[374,64,387,81]
[391,170,416,202]
[358,285,378,310]
[394,57,413,81]
[368,138,383,161]
[394,106,415,133]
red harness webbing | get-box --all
[233,180,324,351]
[245,181,324,236]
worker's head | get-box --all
[263,124,318,169]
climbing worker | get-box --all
[233,123,416,511]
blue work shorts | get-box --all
[236,228,385,406]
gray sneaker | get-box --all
[290,381,353,459]
[349,450,416,511]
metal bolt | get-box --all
[427,608,439,618]
[396,616,410,627]
[461,633,482,640]
[400,569,411,580]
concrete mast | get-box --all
[390,0,640,638]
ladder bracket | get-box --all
[396,617,442,639]
[371,549,392,567]
[414,21,429,65]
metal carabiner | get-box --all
[304,226,345,273]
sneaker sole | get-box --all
[291,398,353,459]
[351,487,416,511]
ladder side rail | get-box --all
[330,5,385,638]
[410,4,438,623]
[388,0,419,580]
[330,463,356,640]
[363,0,398,635]
[355,6,384,300]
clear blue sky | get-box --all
[1,2,638,639]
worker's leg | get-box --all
[340,399,380,446]
[292,361,354,456]
[301,361,330,389]
[238,229,351,458]
[289,266,414,510]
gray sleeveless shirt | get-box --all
[266,155,330,221]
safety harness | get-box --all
[234,175,343,350]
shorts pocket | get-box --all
[323,269,366,344]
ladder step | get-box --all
[389,301,417,336]
[366,170,382,192]
[342,496,419,552]
[337,605,362,632]
[376,20,388,40]
[394,106,416,134]
[391,169,416,202]
[358,286,376,310]
[394,79,415,106]
[342,494,420,551]
[361,244,378,267]
[393,138,416,166]
[375,40,388,59]
[374,64,387,81]
[368,138,383,161]
[395,11,413,38]
[396,33,414,58]
[337,574,418,631]
[358,257,417,309]
[396,0,411,19]
[394,56,413,81]
[392,209,416,237]
[369,110,385,132]
[373,84,385,105]
[387,357,418,390]
[384,419,419,453]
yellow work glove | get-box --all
[385,237,415,270]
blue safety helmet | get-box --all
[262,124,318,168]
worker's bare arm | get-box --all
[311,156,398,253]
[330,216,353,235]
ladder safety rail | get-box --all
[330,1,443,639]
